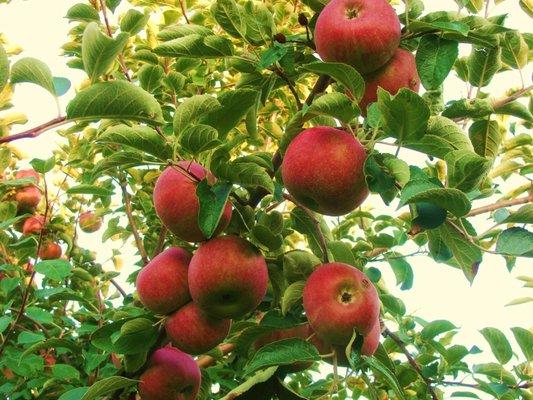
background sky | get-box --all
[1,0,532,398]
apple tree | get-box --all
[0,0,532,399]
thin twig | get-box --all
[152,226,167,258]
[110,278,127,298]
[179,0,191,24]
[0,116,68,144]
[492,84,533,109]
[383,328,439,400]
[467,193,532,217]
[197,343,235,368]
[273,66,302,110]
[283,193,329,263]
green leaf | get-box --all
[18,331,46,344]
[480,327,513,365]
[388,257,414,290]
[52,364,80,380]
[365,152,409,205]
[66,80,164,125]
[81,22,129,82]
[138,64,164,93]
[245,338,320,374]
[201,89,259,137]
[421,319,458,340]
[243,2,275,45]
[328,241,357,266]
[467,46,502,87]
[496,227,533,257]
[157,24,212,41]
[34,259,72,280]
[99,124,171,160]
[80,376,138,400]
[220,367,278,400]
[120,9,150,35]
[501,31,528,69]
[67,184,114,196]
[180,124,220,154]
[442,98,494,119]
[59,388,89,400]
[405,116,473,159]
[416,35,459,90]
[196,180,232,239]
[409,20,470,36]
[257,44,288,70]
[211,0,246,39]
[173,94,221,134]
[437,223,482,282]
[65,3,100,22]
[113,318,158,355]
[473,363,516,386]
[445,150,492,192]
[251,225,283,251]
[30,156,55,173]
[511,327,533,361]
[0,45,9,93]
[21,338,81,358]
[469,119,502,159]
[400,183,471,217]
[494,101,533,122]
[520,0,533,17]
[10,57,56,95]
[281,281,305,315]
[154,35,234,58]
[25,306,54,324]
[302,62,365,101]
[363,356,406,400]
[215,160,274,193]
[377,88,430,143]
[502,204,533,224]
[0,316,12,333]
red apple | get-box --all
[79,211,103,233]
[15,169,40,183]
[359,48,421,115]
[15,186,41,211]
[22,215,45,236]
[282,127,368,216]
[303,263,380,345]
[39,242,62,260]
[165,302,231,355]
[361,319,381,356]
[136,247,192,315]
[314,0,401,74]
[139,347,201,400]
[188,235,268,319]
[153,161,232,242]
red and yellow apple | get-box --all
[39,242,62,260]
[79,211,103,233]
[22,215,46,236]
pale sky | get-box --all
[1,1,531,398]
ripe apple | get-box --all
[22,215,45,236]
[303,263,380,345]
[165,302,231,355]
[15,186,41,211]
[136,247,192,315]
[15,169,40,183]
[153,161,232,242]
[39,242,62,260]
[359,48,421,115]
[314,0,401,74]
[139,347,201,400]
[360,319,381,356]
[79,211,103,233]
[188,235,268,319]
[282,127,369,216]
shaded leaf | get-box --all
[99,124,171,160]
[197,180,232,239]
[302,62,365,101]
[10,57,56,95]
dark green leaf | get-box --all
[138,64,164,93]
[421,320,458,340]
[99,124,171,160]
[196,180,232,239]
[496,227,533,257]
[416,35,459,90]
[467,46,501,87]
[80,376,138,400]
[302,62,365,101]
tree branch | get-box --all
[0,116,68,144]
[197,343,235,368]
[283,193,330,263]
[383,328,439,400]
[178,0,191,24]
[492,84,533,109]
[467,193,532,217]
[273,66,302,110]
[119,174,149,265]
[110,278,127,298]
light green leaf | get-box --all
[405,116,473,159]
[502,204,533,224]
[180,124,220,154]
[400,184,471,217]
[99,124,171,160]
[245,338,320,374]
[52,364,80,380]
[196,180,232,239]
[66,80,164,125]
[215,160,274,193]
[328,241,357,266]
[80,376,138,400]
[496,227,533,257]
[281,281,305,315]
[154,34,234,58]
[421,319,458,340]
[67,184,114,196]
[157,24,212,41]
[59,388,89,400]
[82,22,129,82]
[416,35,459,90]
[501,31,528,69]
[363,356,406,400]
[388,257,414,290]
[65,3,100,22]
[511,327,533,361]
[494,101,533,121]
[10,57,56,95]
[469,119,502,159]
[480,327,513,365]
[377,88,430,143]
[467,46,502,87]
[173,94,221,134]
[138,64,164,93]
[30,156,55,173]
[302,62,365,101]
[35,259,72,280]
[211,0,246,39]
[445,150,492,192]
[442,98,494,119]
[120,9,150,35]
[53,77,71,96]
[0,45,9,93]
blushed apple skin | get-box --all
[165,302,231,355]
[153,161,232,243]
[15,169,40,183]
[303,263,380,345]
[22,215,45,236]
[136,247,192,315]
[282,127,369,216]
[315,0,401,74]
[39,242,62,260]
[361,319,381,356]
[359,48,421,115]
[79,211,103,233]
[15,186,41,211]
[188,236,268,319]
[139,347,201,400]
